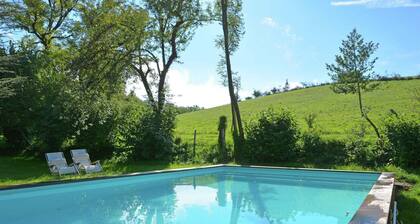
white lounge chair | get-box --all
[70,149,102,173]
[45,152,78,176]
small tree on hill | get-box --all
[252,90,262,98]
[283,79,290,92]
[326,29,381,139]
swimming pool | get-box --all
[0,166,384,224]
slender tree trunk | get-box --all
[230,101,239,149]
[221,0,245,161]
[357,82,381,139]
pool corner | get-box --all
[350,172,395,224]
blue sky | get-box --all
[146,0,420,107]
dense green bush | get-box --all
[125,106,176,160]
[171,137,192,163]
[300,131,347,164]
[195,144,233,164]
[385,115,420,168]
[244,108,299,163]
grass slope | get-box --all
[175,79,420,147]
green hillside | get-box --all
[175,79,420,147]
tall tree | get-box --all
[130,0,204,117]
[326,29,381,139]
[0,43,25,99]
[0,0,79,50]
[215,0,245,161]
[71,0,148,94]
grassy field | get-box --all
[0,156,419,223]
[175,79,420,147]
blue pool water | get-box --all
[0,166,379,224]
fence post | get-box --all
[193,129,197,162]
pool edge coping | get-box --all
[349,172,395,224]
[0,164,394,224]
[0,164,381,191]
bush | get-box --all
[344,136,375,166]
[300,131,346,164]
[195,144,233,164]
[171,137,192,163]
[108,148,134,165]
[126,106,176,160]
[244,108,299,163]
[385,115,420,168]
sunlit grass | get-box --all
[0,156,206,187]
[175,79,420,147]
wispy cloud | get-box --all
[261,17,277,28]
[331,0,420,8]
[261,17,301,41]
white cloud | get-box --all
[126,68,249,108]
[331,0,420,8]
[261,17,277,28]
[261,17,301,42]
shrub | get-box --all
[304,112,317,129]
[344,136,375,166]
[385,115,420,168]
[343,122,393,167]
[196,144,233,164]
[244,108,299,163]
[108,148,134,165]
[300,131,346,164]
[126,106,176,160]
[171,137,192,163]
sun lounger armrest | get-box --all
[69,163,79,174]
[93,160,101,165]
[49,164,57,170]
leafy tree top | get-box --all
[326,29,380,94]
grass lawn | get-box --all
[175,79,420,147]
[0,156,419,223]
[0,156,206,187]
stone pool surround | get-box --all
[0,164,395,224]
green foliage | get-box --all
[214,0,245,54]
[0,0,79,49]
[300,131,346,164]
[304,112,317,129]
[326,29,380,94]
[126,106,176,160]
[326,28,382,139]
[244,108,299,163]
[385,115,420,168]
[0,0,154,158]
[71,0,148,93]
[0,44,26,99]
[194,143,232,164]
[171,137,191,163]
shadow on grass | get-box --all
[0,156,49,181]
[397,190,420,224]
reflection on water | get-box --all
[0,168,377,224]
